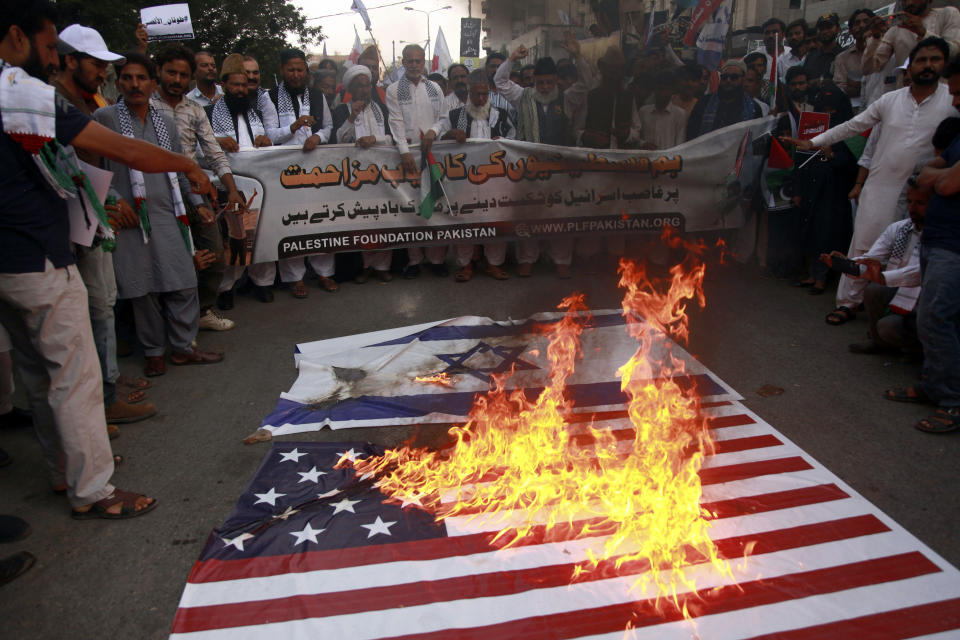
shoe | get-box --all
[429,263,449,278]
[199,308,236,331]
[455,264,473,283]
[403,264,421,279]
[144,356,166,377]
[517,263,533,277]
[0,515,30,543]
[170,349,224,366]
[316,276,339,292]
[0,551,36,586]
[104,400,157,424]
[291,280,309,298]
[354,268,372,284]
[0,407,32,429]
[556,264,572,279]
[376,270,393,283]
[216,290,234,311]
[253,285,274,303]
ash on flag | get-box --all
[256,310,739,436]
[171,405,960,638]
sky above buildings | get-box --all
[295,0,474,62]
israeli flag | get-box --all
[261,310,741,435]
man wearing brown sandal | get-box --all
[0,2,213,517]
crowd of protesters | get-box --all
[1,0,960,586]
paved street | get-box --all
[0,255,957,639]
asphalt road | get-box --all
[0,253,957,639]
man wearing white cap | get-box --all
[332,64,394,283]
[54,25,157,427]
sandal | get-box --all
[71,489,158,520]
[125,389,146,404]
[291,280,308,298]
[484,263,509,280]
[883,385,933,404]
[117,375,151,391]
[825,306,855,325]
[455,264,473,282]
[317,276,339,292]
[915,407,960,434]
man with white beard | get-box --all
[385,44,449,278]
[425,69,515,282]
[331,64,394,284]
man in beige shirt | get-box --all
[862,0,960,76]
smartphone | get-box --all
[829,256,866,276]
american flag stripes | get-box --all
[171,399,960,638]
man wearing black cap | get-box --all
[803,12,845,92]
[495,46,576,277]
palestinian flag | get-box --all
[768,136,794,170]
[419,146,446,219]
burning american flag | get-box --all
[172,254,960,638]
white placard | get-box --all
[68,161,114,247]
[140,3,194,42]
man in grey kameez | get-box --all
[95,53,223,377]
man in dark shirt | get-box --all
[0,1,213,526]
[889,66,960,433]
[686,60,764,140]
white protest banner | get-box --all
[223,117,774,263]
[140,3,194,42]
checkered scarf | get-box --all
[116,98,193,253]
[209,96,265,142]
[889,221,914,266]
[396,74,443,113]
[276,82,310,132]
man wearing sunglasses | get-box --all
[686,60,764,140]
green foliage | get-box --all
[56,0,323,88]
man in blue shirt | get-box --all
[886,62,960,433]
[0,0,213,544]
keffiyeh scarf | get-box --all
[276,82,312,132]
[697,91,758,137]
[396,74,443,115]
[209,96,265,142]
[353,101,385,139]
[888,221,920,314]
[0,60,114,249]
[115,98,193,253]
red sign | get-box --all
[798,112,830,141]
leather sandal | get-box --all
[291,280,308,298]
[317,276,339,292]
[484,263,509,280]
[143,356,166,377]
[71,489,158,520]
[455,264,473,282]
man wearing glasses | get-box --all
[686,60,763,140]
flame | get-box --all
[413,372,459,387]
[352,243,733,616]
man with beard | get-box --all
[386,44,449,279]
[495,46,576,277]
[187,49,221,107]
[834,9,875,110]
[206,54,277,305]
[269,48,337,296]
[761,18,793,83]
[789,38,957,326]
[863,0,960,80]
[96,52,224,376]
[151,44,244,331]
[686,60,763,140]
[803,13,845,92]
[1,1,215,529]
[331,64,393,284]
[241,55,286,144]
[782,19,809,71]
[342,46,388,112]
[426,69,514,283]
[53,25,157,427]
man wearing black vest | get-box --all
[268,49,337,297]
[495,47,576,277]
